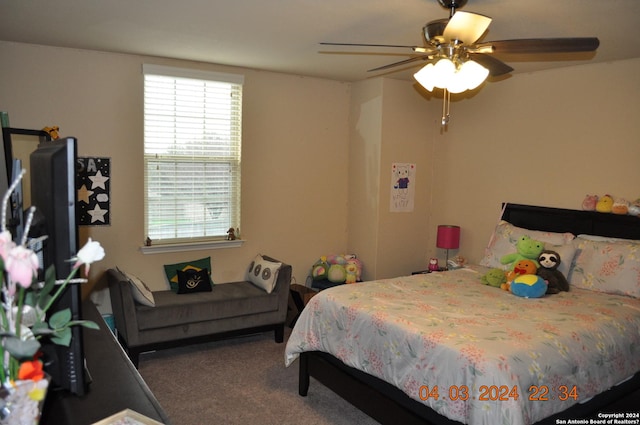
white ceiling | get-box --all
[1,0,639,82]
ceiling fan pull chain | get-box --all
[441,89,451,126]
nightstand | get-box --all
[288,284,319,328]
[311,279,344,290]
[412,268,446,275]
[288,279,346,327]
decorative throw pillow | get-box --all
[117,267,155,307]
[479,221,575,269]
[176,268,213,294]
[247,255,282,294]
[568,237,640,298]
[163,257,213,292]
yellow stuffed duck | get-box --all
[596,194,614,213]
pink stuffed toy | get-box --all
[582,195,598,211]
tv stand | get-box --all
[41,300,170,424]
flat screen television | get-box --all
[29,137,88,395]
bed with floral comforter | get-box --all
[285,264,640,425]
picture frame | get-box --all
[91,409,164,425]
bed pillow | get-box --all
[576,234,632,243]
[247,255,282,294]
[117,267,155,307]
[568,236,640,298]
[163,257,214,292]
[479,220,575,269]
[176,268,213,294]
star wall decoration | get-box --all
[77,157,111,225]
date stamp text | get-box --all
[418,385,578,401]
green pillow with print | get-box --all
[163,256,213,292]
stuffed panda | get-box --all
[537,250,569,294]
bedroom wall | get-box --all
[0,41,351,293]
[347,78,436,280]
[1,41,637,290]
[425,58,640,266]
[374,79,435,279]
[347,79,383,279]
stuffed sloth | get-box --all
[537,250,569,294]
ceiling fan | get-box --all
[321,0,599,125]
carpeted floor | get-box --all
[137,329,380,425]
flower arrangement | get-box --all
[0,170,104,413]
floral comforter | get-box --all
[284,266,640,425]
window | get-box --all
[143,64,243,246]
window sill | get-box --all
[139,239,244,254]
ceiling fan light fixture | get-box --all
[323,0,601,127]
[414,58,488,93]
[413,63,436,91]
[432,58,456,87]
[457,59,489,90]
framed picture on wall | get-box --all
[77,156,111,226]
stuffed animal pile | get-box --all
[480,236,570,298]
[311,254,363,284]
[582,194,640,217]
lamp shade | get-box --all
[436,225,460,249]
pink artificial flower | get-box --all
[72,238,105,276]
[5,245,39,289]
[0,230,15,261]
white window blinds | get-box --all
[143,65,243,245]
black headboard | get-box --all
[502,203,640,241]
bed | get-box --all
[284,203,640,425]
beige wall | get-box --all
[0,41,351,293]
[1,40,639,294]
[347,79,383,279]
[347,78,436,280]
[426,58,640,265]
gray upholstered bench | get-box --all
[107,255,291,366]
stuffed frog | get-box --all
[480,268,507,288]
[500,235,544,270]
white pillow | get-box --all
[117,267,155,307]
[576,234,633,243]
[247,255,282,294]
[479,221,575,269]
[568,237,640,298]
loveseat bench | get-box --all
[107,255,292,366]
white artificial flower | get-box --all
[72,238,105,276]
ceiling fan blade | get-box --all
[443,11,492,44]
[469,53,514,77]
[368,56,429,73]
[478,38,600,54]
[320,42,418,50]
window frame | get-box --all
[141,64,244,253]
